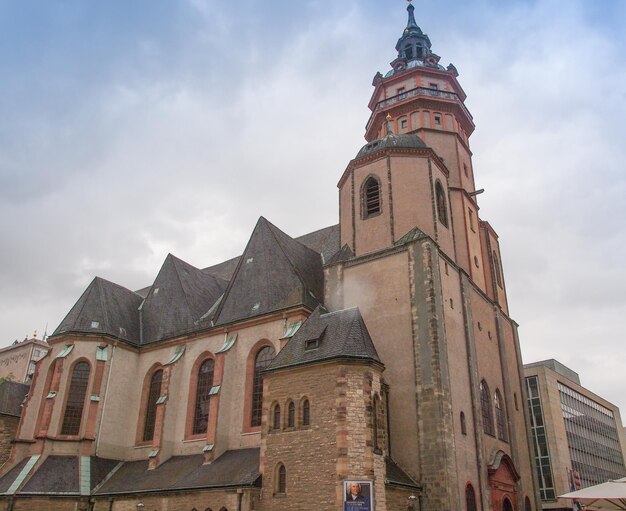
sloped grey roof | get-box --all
[20,456,79,494]
[212,217,323,326]
[385,458,421,489]
[267,306,381,371]
[53,277,143,343]
[94,449,260,495]
[0,381,29,417]
[356,132,428,160]
[140,254,228,344]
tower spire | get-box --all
[405,0,420,33]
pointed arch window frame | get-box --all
[243,340,277,433]
[435,180,449,228]
[59,359,92,437]
[136,365,164,445]
[480,379,495,436]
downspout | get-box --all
[95,344,117,457]
[237,489,243,511]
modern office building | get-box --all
[524,359,626,510]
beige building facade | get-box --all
[524,360,626,511]
[0,5,538,511]
[0,338,49,384]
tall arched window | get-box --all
[465,484,477,511]
[460,411,467,435]
[493,251,503,288]
[60,361,90,435]
[363,176,381,217]
[503,497,514,511]
[435,181,448,227]
[287,401,295,428]
[480,380,494,436]
[143,369,163,442]
[272,403,281,430]
[277,464,287,494]
[495,389,508,441]
[525,497,532,511]
[192,359,215,435]
[302,398,310,427]
[251,346,276,427]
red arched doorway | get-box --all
[487,450,520,511]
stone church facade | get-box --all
[0,4,538,511]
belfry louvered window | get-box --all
[480,380,494,436]
[60,361,90,435]
[251,346,276,427]
[143,369,163,442]
[363,177,381,217]
[193,359,215,435]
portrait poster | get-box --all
[344,480,373,511]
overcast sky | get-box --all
[1,0,625,414]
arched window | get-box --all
[143,369,163,442]
[525,497,532,511]
[465,484,477,511]
[460,411,467,435]
[251,345,276,427]
[495,389,508,441]
[192,359,215,435]
[363,176,381,217]
[503,497,514,511]
[493,251,503,288]
[287,401,295,428]
[302,398,310,426]
[480,380,494,436]
[436,181,448,227]
[272,403,281,430]
[60,361,90,435]
[404,44,413,60]
[277,464,287,494]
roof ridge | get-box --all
[95,278,111,335]
[262,218,322,301]
[60,278,98,333]
[169,254,205,321]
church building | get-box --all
[0,4,538,511]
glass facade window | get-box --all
[558,382,626,486]
[525,376,556,500]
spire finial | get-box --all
[406,0,418,30]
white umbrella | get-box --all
[559,477,626,510]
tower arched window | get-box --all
[373,394,382,452]
[287,401,295,428]
[493,251,503,288]
[465,484,477,511]
[302,398,310,426]
[276,464,287,494]
[272,403,281,430]
[435,181,448,228]
[495,389,508,442]
[143,369,163,442]
[60,361,90,436]
[404,44,413,60]
[460,411,467,435]
[480,380,494,436]
[525,497,532,511]
[192,358,215,435]
[251,345,276,427]
[363,176,381,218]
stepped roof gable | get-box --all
[212,217,323,326]
[140,253,228,343]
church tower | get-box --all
[328,2,538,510]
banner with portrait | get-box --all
[344,480,373,511]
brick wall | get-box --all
[0,415,19,468]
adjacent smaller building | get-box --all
[0,381,30,467]
[524,359,626,510]
[0,338,50,384]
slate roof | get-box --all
[385,458,421,489]
[52,221,339,345]
[0,381,29,417]
[0,458,29,493]
[267,306,381,372]
[140,254,228,344]
[53,277,143,343]
[20,456,79,494]
[211,217,323,326]
[355,132,428,160]
[94,448,260,495]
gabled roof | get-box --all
[52,277,143,343]
[212,217,323,326]
[0,381,29,417]
[267,306,381,371]
[140,254,228,344]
